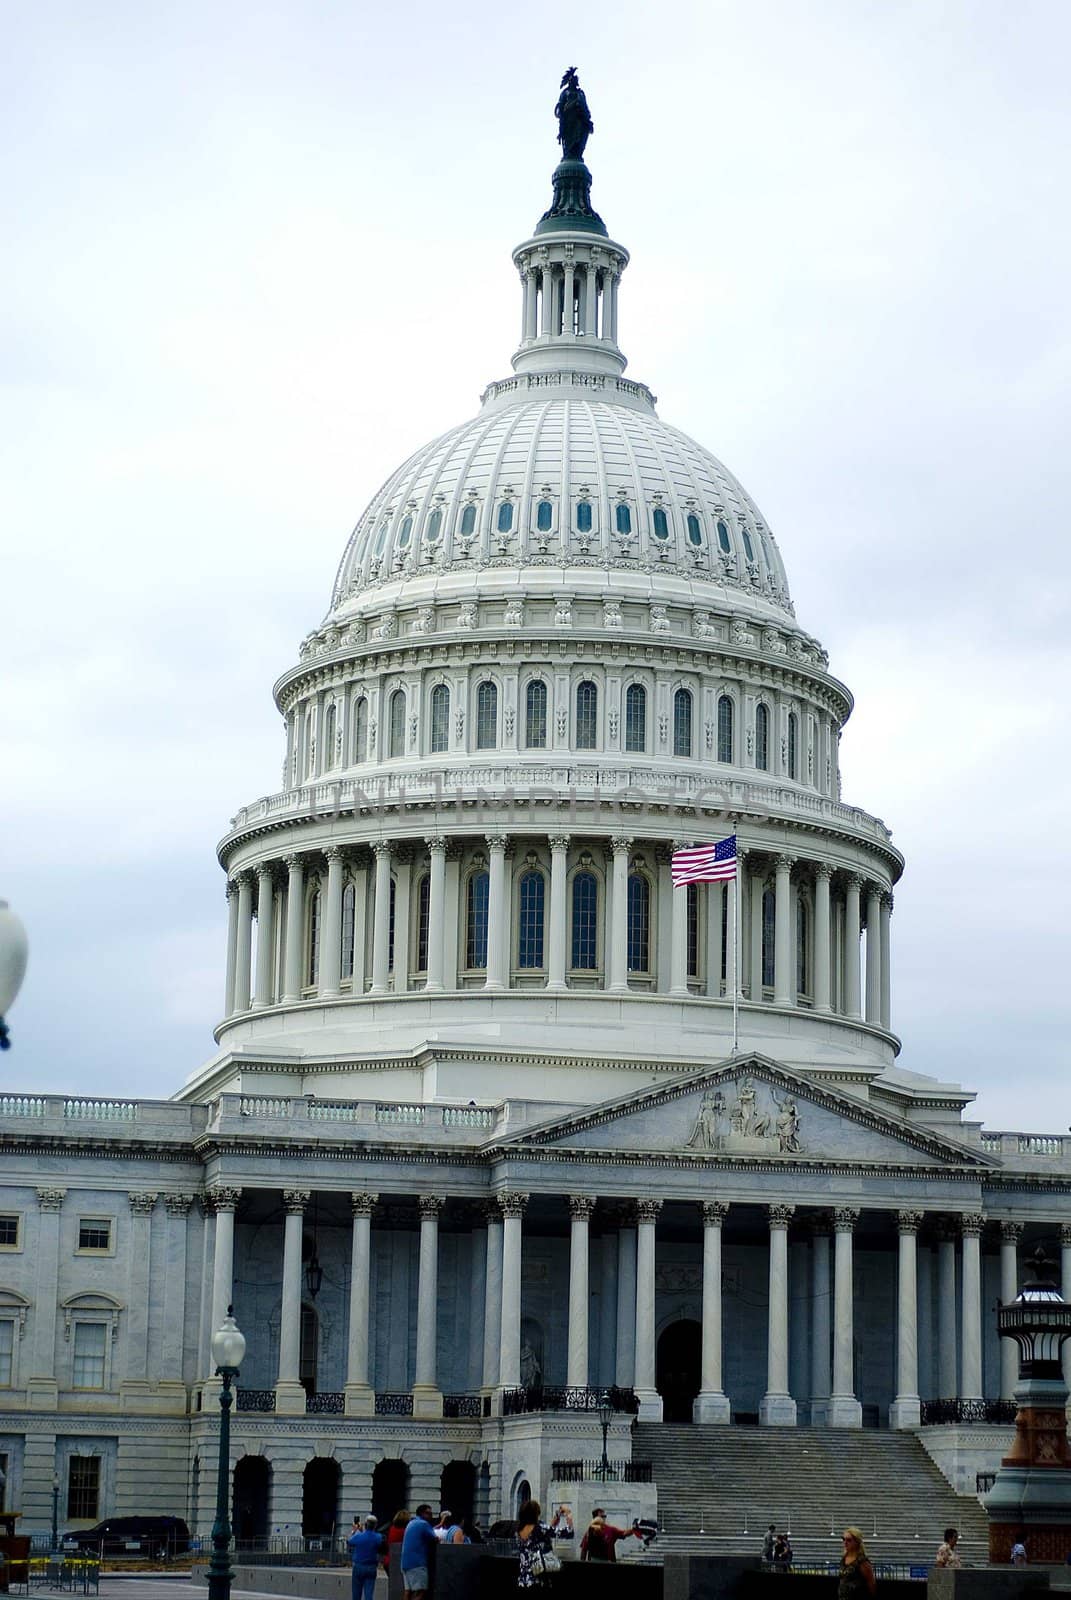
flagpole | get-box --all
[731,869,740,1056]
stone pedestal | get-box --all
[412,1384,444,1420]
[273,1379,308,1416]
[988,1377,1071,1562]
[694,1390,732,1424]
[889,1397,922,1430]
[344,1383,375,1417]
[759,1392,797,1426]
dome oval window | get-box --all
[398,515,413,548]
[497,501,514,534]
[576,500,593,533]
[425,508,442,542]
[460,503,477,536]
[716,519,732,554]
[615,503,632,535]
[742,528,755,562]
[536,499,553,532]
[687,513,703,546]
[652,507,669,539]
[374,523,389,555]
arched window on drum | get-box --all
[787,711,799,780]
[466,870,489,970]
[575,681,598,750]
[673,688,693,758]
[416,874,430,974]
[323,703,337,769]
[627,872,651,973]
[525,680,547,749]
[518,870,545,969]
[717,695,733,764]
[754,703,769,771]
[476,681,498,749]
[353,697,368,764]
[571,872,598,971]
[389,690,406,758]
[430,684,450,753]
[625,684,646,752]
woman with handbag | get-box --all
[516,1500,560,1588]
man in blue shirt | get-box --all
[400,1504,438,1599]
[346,1516,384,1600]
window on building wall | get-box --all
[717,695,733,763]
[627,873,650,972]
[460,503,477,536]
[615,503,632,535]
[416,875,430,973]
[497,501,514,534]
[517,870,545,969]
[306,890,320,986]
[476,681,498,749]
[575,681,598,749]
[430,684,450,753]
[536,500,553,532]
[77,1220,111,1253]
[742,528,755,561]
[0,1320,13,1386]
[525,681,547,749]
[0,1216,19,1249]
[68,1457,101,1520]
[466,871,489,969]
[571,872,598,969]
[387,878,396,972]
[353,698,368,764]
[687,884,699,978]
[389,690,406,758]
[788,712,799,780]
[398,515,413,548]
[761,887,775,988]
[686,513,703,546]
[576,501,592,533]
[299,1305,318,1395]
[716,519,732,554]
[323,704,336,769]
[341,883,355,981]
[797,897,810,996]
[652,507,669,539]
[624,684,646,751]
[426,508,442,541]
[755,703,769,771]
[72,1324,107,1389]
[673,689,693,757]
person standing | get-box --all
[1010,1537,1027,1567]
[763,1525,777,1565]
[516,1499,554,1589]
[935,1528,962,1569]
[838,1528,876,1600]
[400,1504,438,1600]
[347,1516,384,1600]
[384,1510,410,1572]
[579,1510,643,1562]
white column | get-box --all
[706,883,724,999]
[540,265,555,335]
[890,1210,923,1428]
[207,1187,241,1376]
[413,1195,444,1417]
[999,1221,1023,1402]
[369,841,392,995]
[773,854,793,1006]
[498,1192,527,1392]
[275,1189,309,1413]
[937,1224,958,1398]
[567,1196,595,1387]
[344,1192,377,1415]
[634,1199,663,1420]
[392,854,411,991]
[615,1225,637,1387]
[425,837,447,993]
[223,882,240,1017]
[865,884,882,1023]
[253,865,276,1008]
[813,863,832,1013]
[562,260,575,335]
[695,1200,731,1422]
[843,874,862,1019]
[669,840,690,997]
[482,1204,504,1391]
[161,1194,192,1386]
[960,1213,985,1401]
[123,1193,157,1385]
[830,1206,862,1426]
[584,262,597,336]
[609,836,631,992]
[809,1221,832,1423]
[233,872,254,1012]
[319,846,345,997]
[547,834,570,991]
[609,273,620,342]
[880,892,893,1030]
[749,864,764,998]
[282,853,306,1002]
[484,834,509,991]
[760,1204,797,1425]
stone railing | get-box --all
[205,1093,502,1144]
[979,1131,1071,1162]
[0,1096,199,1135]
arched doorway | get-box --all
[440,1461,476,1525]
[657,1319,702,1423]
[513,1476,531,1517]
[302,1457,340,1540]
[232,1456,271,1543]
[372,1459,410,1528]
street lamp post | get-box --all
[0,901,29,1051]
[207,1307,245,1600]
[597,1390,613,1481]
[51,1473,59,1555]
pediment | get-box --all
[497,1054,994,1171]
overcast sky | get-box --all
[2,0,1069,1128]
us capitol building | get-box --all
[2,74,1068,1543]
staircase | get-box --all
[634,1424,990,1567]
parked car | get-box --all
[61,1516,191,1560]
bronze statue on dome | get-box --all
[555,68,593,161]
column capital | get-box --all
[256,859,277,881]
[635,1198,663,1224]
[610,835,633,857]
[568,1195,596,1220]
[204,1185,242,1214]
[418,1194,445,1218]
[882,891,894,912]
[773,853,794,873]
[36,1187,66,1212]
[226,879,239,901]
[844,872,864,893]
[897,1209,924,1235]
[324,845,345,864]
[371,839,393,859]
[832,1206,859,1232]
[485,833,510,853]
[1061,1222,1071,1249]
[128,1192,159,1215]
[284,853,304,874]
[701,1200,729,1226]
[425,836,447,854]
[233,867,254,889]
[496,1190,528,1219]
[960,1212,986,1238]
[164,1193,194,1216]
[548,833,571,852]
[865,880,883,901]
[351,1191,378,1218]
[767,1203,795,1229]
[283,1189,310,1215]
[814,861,834,882]
[1000,1220,1024,1244]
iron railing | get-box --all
[502,1384,638,1416]
[920,1398,1016,1425]
[443,1393,489,1418]
[306,1391,344,1413]
[374,1392,414,1415]
[551,1459,653,1483]
[235,1388,276,1412]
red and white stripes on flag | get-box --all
[670,836,738,887]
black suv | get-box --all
[61,1516,191,1560]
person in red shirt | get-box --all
[579,1511,643,1562]
[384,1510,410,1571]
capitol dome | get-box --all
[183,84,904,1106]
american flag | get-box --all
[671,836,737,887]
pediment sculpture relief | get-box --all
[685,1076,802,1156]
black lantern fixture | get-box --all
[207,1306,245,1600]
[304,1200,323,1300]
[997,1246,1071,1376]
[596,1389,614,1480]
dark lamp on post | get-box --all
[304,1255,323,1300]
[597,1389,613,1480]
[207,1306,244,1600]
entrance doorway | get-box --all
[232,1456,271,1543]
[656,1319,702,1422]
[302,1457,340,1539]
